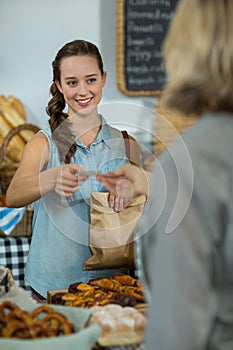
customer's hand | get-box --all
[96,164,149,211]
[108,178,134,212]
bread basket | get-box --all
[0,124,39,194]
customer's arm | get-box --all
[96,163,149,198]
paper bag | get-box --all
[84,192,146,270]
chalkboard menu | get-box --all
[116,0,178,96]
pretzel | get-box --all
[30,304,55,319]
[2,320,35,339]
[0,301,19,328]
[2,319,54,339]
[0,302,75,339]
[41,312,74,335]
[5,309,34,326]
[0,301,20,318]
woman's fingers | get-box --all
[54,164,88,197]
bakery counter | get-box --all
[0,264,148,350]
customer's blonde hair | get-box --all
[162,0,233,116]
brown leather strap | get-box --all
[122,130,140,166]
[121,130,130,160]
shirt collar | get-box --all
[75,114,113,149]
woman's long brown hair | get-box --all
[46,40,104,163]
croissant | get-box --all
[68,282,95,294]
[122,288,144,301]
[71,299,87,307]
[89,278,122,292]
[61,293,79,302]
[111,274,140,287]
[50,274,145,308]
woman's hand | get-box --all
[54,164,88,198]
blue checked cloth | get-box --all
[0,207,26,236]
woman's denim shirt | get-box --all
[25,115,130,297]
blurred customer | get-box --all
[97,0,233,348]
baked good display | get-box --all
[89,277,144,301]
[89,303,147,346]
[0,301,75,339]
[49,274,145,308]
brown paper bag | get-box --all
[84,192,146,270]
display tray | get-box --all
[47,289,147,314]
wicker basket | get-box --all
[0,124,39,194]
[0,204,33,237]
[12,205,34,237]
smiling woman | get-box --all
[5,39,141,299]
[56,55,106,115]
[46,40,107,163]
